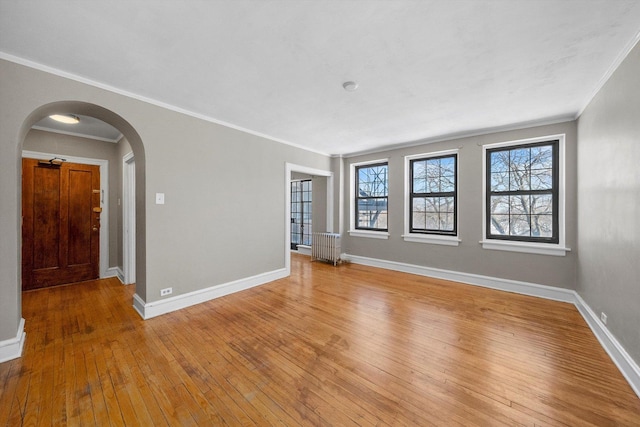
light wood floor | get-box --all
[1,254,639,426]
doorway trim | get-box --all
[285,163,333,275]
[123,152,136,285]
[22,150,110,279]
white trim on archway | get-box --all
[123,151,136,285]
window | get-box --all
[355,162,388,231]
[291,179,312,249]
[486,139,558,244]
[410,154,457,235]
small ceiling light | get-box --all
[49,114,80,124]
[342,81,359,92]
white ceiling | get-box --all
[2,0,640,156]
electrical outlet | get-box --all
[160,287,172,297]
[600,312,607,325]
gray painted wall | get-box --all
[342,121,578,289]
[577,42,640,364]
[23,129,124,270]
[0,58,331,343]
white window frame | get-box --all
[349,158,390,239]
[402,149,461,246]
[481,134,570,256]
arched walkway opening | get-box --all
[17,101,147,305]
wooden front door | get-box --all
[22,158,101,291]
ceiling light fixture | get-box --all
[342,81,359,92]
[49,114,80,124]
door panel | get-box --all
[22,158,101,291]
[68,169,93,266]
[32,166,61,269]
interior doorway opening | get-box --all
[17,101,147,300]
[285,163,333,275]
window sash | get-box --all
[355,162,388,231]
[485,140,559,243]
[409,154,457,235]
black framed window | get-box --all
[486,140,559,243]
[355,163,388,231]
[410,154,457,235]
[291,180,312,249]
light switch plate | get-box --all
[156,193,165,204]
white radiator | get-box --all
[312,233,341,266]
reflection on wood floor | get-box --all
[1,253,639,425]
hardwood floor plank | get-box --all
[1,254,639,425]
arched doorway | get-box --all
[18,101,147,305]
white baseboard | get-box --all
[0,318,26,363]
[133,268,288,320]
[103,266,124,282]
[575,294,640,398]
[342,253,640,398]
[341,254,577,303]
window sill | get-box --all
[480,240,570,256]
[402,234,460,246]
[348,230,390,240]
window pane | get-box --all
[440,156,455,175]
[509,169,530,191]
[531,145,553,170]
[532,194,552,214]
[424,197,439,213]
[412,212,426,229]
[358,165,388,197]
[413,178,426,193]
[510,215,531,236]
[510,148,530,169]
[426,160,439,181]
[413,160,426,179]
[491,172,509,192]
[490,195,509,214]
[439,196,455,213]
[532,214,553,237]
[425,212,439,229]
[413,197,426,212]
[490,215,510,235]
[510,195,530,215]
[440,175,455,192]
[357,197,387,229]
[491,151,509,172]
[531,169,552,190]
[440,212,454,231]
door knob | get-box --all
[92,227,98,231]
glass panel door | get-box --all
[291,179,312,250]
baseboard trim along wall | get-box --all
[133,268,289,320]
[0,318,26,363]
[342,253,640,399]
[103,267,124,283]
[574,293,640,398]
